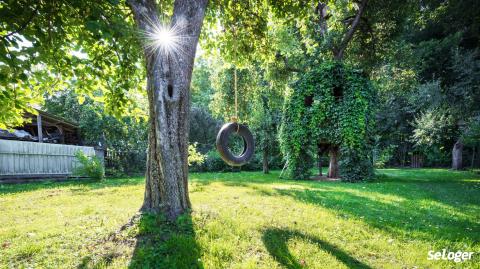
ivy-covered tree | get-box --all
[280,61,376,181]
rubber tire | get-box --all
[216,122,255,167]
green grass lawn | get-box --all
[1,169,479,268]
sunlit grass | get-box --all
[0,169,479,268]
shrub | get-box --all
[73,151,105,181]
[373,144,397,168]
[188,143,206,166]
[202,150,230,172]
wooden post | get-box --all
[55,125,64,144]
[37,114,43,143]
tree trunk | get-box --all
[328,146,339,178]
[452,139,463,170]
[128,0,208,221]
[262,147,269,174]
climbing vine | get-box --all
[279,61,376,181]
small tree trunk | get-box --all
[452,139,463,170]
[262,147,269,174]
[328,146,339,178]
[128,0,208,221]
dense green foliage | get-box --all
[1,169,479,268]
[0,0,143,128]
[280,61,375,180]
[374,0,480,168]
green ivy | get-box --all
[279,61,376,181]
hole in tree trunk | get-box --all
[168,84,173,98]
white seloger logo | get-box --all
[427,249,475,263]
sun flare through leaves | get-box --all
[142,19,190,60]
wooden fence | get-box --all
[0,140,96,179]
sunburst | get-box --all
[141,16,190,61]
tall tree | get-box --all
[127,0,208,220]
[1,0,209,220]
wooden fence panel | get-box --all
[0,140,95,179]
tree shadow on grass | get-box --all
[0,177,145,195]
[369,171,480,209]
[190,171,290,186]
[262,228,372,269]
[77,212,203,269]
[375,168,480,183]
[127,213,203,269]
[0,170,285,195]
[268,186,479,243]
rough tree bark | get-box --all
[332,0,368,60]
[127,0,208,220]
[452,139,463,170]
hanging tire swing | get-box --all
[216,64,255,166]
[216,122,255,166]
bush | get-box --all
[340,146,374,182]
[194,150,230,172]
[373,144,397,168]
[73,151,105,181]
[188,143,206,166]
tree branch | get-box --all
[333,0,368,60]
[275,53,301,73]
[315,1,330,37]
[0,4,39,40]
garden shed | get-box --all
[0,110,101,181]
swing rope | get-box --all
[215,6,255,167]
[234,67,238,122]
[232,23,239,124]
